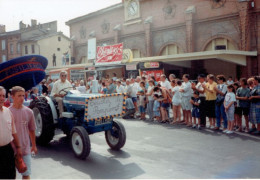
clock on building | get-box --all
[124,0,140,22]
[211,0,226,9]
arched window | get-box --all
[204,38,237,51]
[160,44,183,56]
[132,49,143,58]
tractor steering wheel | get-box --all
[58,87,73,96]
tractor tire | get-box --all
[105,120,126,150]
[29,97,55,145]
[70,126,91,160]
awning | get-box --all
[131,50,257,66]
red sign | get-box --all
[96,43,123,64]
[144,62,160,68]
[141,70,163,82]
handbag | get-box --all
[15,155,27,173]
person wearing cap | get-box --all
[192,74,206,127]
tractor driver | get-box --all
[51,71,72,117]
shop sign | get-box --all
[141,70,163,81]
[144,62,159,68]
[96,43,123,64]
[126,64,137,71]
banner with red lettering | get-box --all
[141,70,164,82]
[96,43,123,64]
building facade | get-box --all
[66,0,260,79]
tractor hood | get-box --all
[0,55,48,91]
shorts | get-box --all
[206,100,216,118]
[192,108,200,118]
[22,154,31,176]
[139,106,145,113]
[154,111,160,117]
[161,102,169,109]
[181,96,192,110]
[236,107,249,116]
[226,107,235,121]
[132,97,137,103]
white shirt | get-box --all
[130,82,140,98]
[181,81,193,97]
[172,86,182,105]
[196,82,206,97]
[224,92,236,107]
[226,80,234,85]
[51,79,73,96]
[76,86,86,94]
[116,85,125,94]
[0,107,16,146]
[147,86,154,101]
[160,80,171,90]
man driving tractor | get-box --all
[51,71,72,118]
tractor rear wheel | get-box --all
[105,120,126,150]
[30,97,55,145]
[70,126,91,159]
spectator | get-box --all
[224,85,236,134]
[153,86,169,123]
[169,74,176,82]
[0,86,22,179]
[138,90,146,120]
[124,79,133,96]
[112,73,117,81]
[171,80,182,124]
[130,78,139,112]
[203,74,217,129]
[236,78,250,132]
[160,74,171,90]
[116,80,125,93]
[41,80,48,95]
[248,76,260,135]
[9,86,38,179]
[153,94,161,122]
[214,75,228,131]
[122,94,136,119]
[76,80,87,94]
[47,78,54,95]
[192,74,206,127]
[180,74,193,126]
[226,76,234,85]
[146,80,155,121]
[107,79,116,94]
[151,76,158,86]
[101,82,108,94]
[190,91,201,129]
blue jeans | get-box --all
[215,103,227,128]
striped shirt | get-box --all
[0,106,16,146]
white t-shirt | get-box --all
[181,81,192,97]
[116,85,125,94]
[147,86,154,101]
[224,92,236,107]
[172,86,182,105]
[160,80,171,90]
[196,82,206,97]
[130,82,140,98]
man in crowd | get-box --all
[107,79,116,94]
[0,86,22,179]
[9,86,37,179]
[160,74,171,90]
[51,71,73,117]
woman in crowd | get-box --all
[248,76,260,135]
[146,80,155,121]
[171,80,182,124]
[203,74,217,129]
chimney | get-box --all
[19,21,26,29]
[31,19,37,27]
[0,25,6,33]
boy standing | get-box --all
[190,91,201,129]
[9,86,37,179]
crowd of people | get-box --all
[60,73,259,136]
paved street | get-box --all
[18,118,260,179]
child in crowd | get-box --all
[190,91,201,129]
[171,80,182,124]
[224,85,237,134]
[138,90,147,120]
[153,94,161,122]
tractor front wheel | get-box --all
[70,126,91,159]
[105,120,126,150]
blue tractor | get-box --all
[0,55,127,160]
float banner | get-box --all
[96,43,123,65]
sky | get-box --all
[0,0,121,37]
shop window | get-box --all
[10,44,13,54]
[2,55,6,62]
[58,37,61,41]
[1,40,6,50]
[31,44,35,53]
[215,45,226,50]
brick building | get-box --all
[66,0,260,79]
